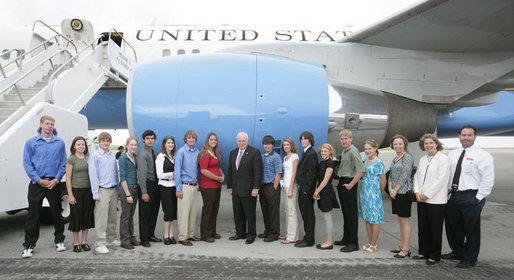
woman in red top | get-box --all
[198,132,225,242]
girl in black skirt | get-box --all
[65,136,95,252]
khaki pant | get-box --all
[282,185,298,242]
[94,187,118,247]
[177,184,198,241]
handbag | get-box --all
[405,189,417,202]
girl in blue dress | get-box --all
[359,140,386,252]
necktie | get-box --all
[451,149,465,191]
[236,150,243,170]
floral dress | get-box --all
[358,158,385,224]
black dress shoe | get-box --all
[340,244,359,253]
[169,237,177,244]
[456,260,476,268]
[294,241,313,248]
[412,255,427,260]
[263,236,278,242]
[245,237,255,244]
[229,235,246,241]
[426,260,438,266]
[334,240,347,246]
[141,241,151,247]
[258,233,268,238]
[316,244,333,250]
[164,238,172,245]
[149,236,162,242]
[214,234,221,239]
[441,252,463,260]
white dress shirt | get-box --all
[413,151,450,204]
[448,145,494,201]
[155,153,175,187]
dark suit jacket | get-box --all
[227,145,263,197]
[297,146,318,195]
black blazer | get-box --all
[227,145,263,197]
[297,146,318,195]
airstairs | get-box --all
[0,19,136,214]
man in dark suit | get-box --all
[294,131,318,247]
[227,132,263,244]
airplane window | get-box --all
[177,49,185,55]
[192,49,200,54]
[162,49,171,57]
[2,49,9,60]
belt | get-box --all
[451,189,478,195]
[41,177,56,180]
[100,185,117,189]
[183,182,197,186]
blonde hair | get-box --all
[338,129,353,138]
[318,143,336,159]
[364,139,379,155]
[40,115,55,123]
[281,137,298,155]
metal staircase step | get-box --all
[3,94,37,102]
[0,101,23,108]
[0,108,17,116]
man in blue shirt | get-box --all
[259,135,282,242]
[88,132,119,254]
[174,130,200,246]
[22,115,67,258]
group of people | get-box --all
[21,115,494,269]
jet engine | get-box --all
[127,53,437,167]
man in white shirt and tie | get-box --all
[442,125,494,268]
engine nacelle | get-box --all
[127,53,329,169]
[328,85,437,154]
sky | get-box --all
[1,0,421,29]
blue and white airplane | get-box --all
[0,0,513,217]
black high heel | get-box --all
[394,249,411,258]
[390,246,402,253]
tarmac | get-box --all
[0,149,512,279]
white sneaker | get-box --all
[106,239,121,247]
[95,245,109,254]
[22,246,34,258]
[56,242,66,252]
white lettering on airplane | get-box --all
[135,29,352,42]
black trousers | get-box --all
[232,194,257,238]
[298,189,315,244]
[337,177,359,246]
[200,187,221,240]
[445,190,484,263]
[259,183,281,237]
[417,202,446,261]
[138,180,161,242]
[24,182,65,247]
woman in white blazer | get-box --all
[412,133,450,265]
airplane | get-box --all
[1,0,513,219]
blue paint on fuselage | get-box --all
[437,91,514,137]
[129,53,328,172]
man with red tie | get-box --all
[227,132,263,245]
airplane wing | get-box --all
[340,0,514,52]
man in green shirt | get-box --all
[335,129,365,253]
